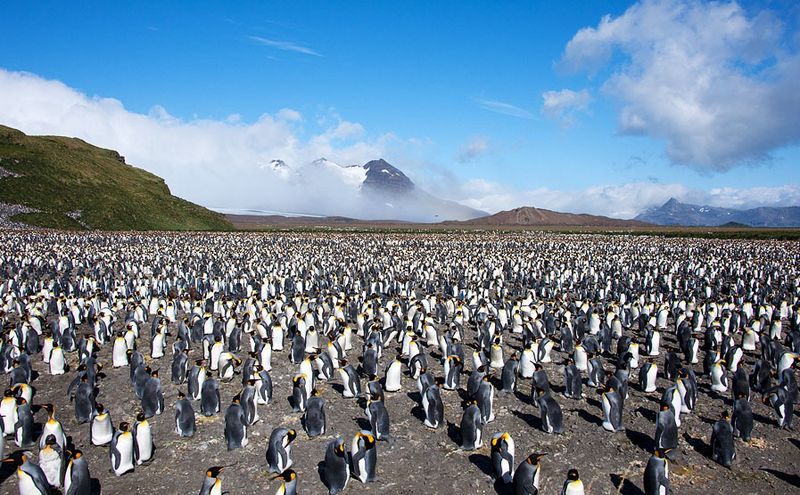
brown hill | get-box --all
[445,206,649,227]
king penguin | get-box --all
[491,432,515,483]
[351,430,377,484]
[513,452,545,495]
[266,427,297,474]
[323,437,350,495]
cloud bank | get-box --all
[0,68,396,216]
[557,0,800,170]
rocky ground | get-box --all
[1,309,798,495]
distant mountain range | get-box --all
[260,156,486,222]
[445,206,648,227]
[635,198,800,227]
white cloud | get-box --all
[456,136,489,163]
[0,68,393,215]
[559,0,800,170]
[541,88,591,127]
[453,179,800,219]
[474,98,535,119]
[248,35,321,56]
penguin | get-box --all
[676,367,697,413]
[599,384,624,432]
[73,375,96,424]
[537,389,564,434]
[224,396,248,450]
[338,361,361,398]
[292,374,309,412]
[188,359,207,401]
[175,391,197,437]
[500,354,519,393]
[350,430,378,484]
[304,390,326,437]
[112,334,129,368]
[1,388,18,434]
[39,434,65,489]
[266,427,297,473]
[763,386,793,429]
[460,402,483,450]
[710,359,728,393]
[200,378,221,416]
[141,369,164,418]
[711,411,735,468]
[256,368,273,404]
[513,452,545,495]
[731,394,753,442]
[64,450,91,495]
[90,403,114,446]
[171,348,190,384]
[14,397,36,448]
[476,376,496,423]
[532,364,551,399]
[384,358,403,393]
[731,367,750,402]
[39,403,67,450]
[660,385,683,428]
[367,376,385,403]
[563,358,583,399]
[586,354,604,388]
[241,380,260,425]
[273,469,298,495]
[491,432,515,483]
[443,355,463,391]
[133,412,153,464]
[639,361,658,393]
[423,383,445,429]
[654,404,678,455]
[198,466,224,495]
[573,344,588,372]
[643,449,670,495]
[366,398,391,441]
[561,469,585,495]
[3,453,51,495]
[109,421,136,476]
[49,344,67,375]
[323,437,350,495]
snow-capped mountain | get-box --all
[258,157,486,222]
[635,198,800,227]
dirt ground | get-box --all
[1,308,798,495]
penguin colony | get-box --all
[0,230,798,494]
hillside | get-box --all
[635,198,800,227]
[446,206,649,227]
[0,125,232,230]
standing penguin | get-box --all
[384,358,403,392]
[198,466,224,495]
[351,430,377,484]
[366,398,391,441]
[39,403,67,450]
[175,391,197,437]
[710,359,728,392]
[476,376,496,424]
[460,402,484,450]
[491,432,515,483]
[323,437,350,495]
[266,427,297,474]
[599,384,624,432]
[39,434,65,489]
[240,380,260,425]
[109,421,136,476]
[731,394,753,442]
[73,375,96,424]
[563,358,583,399]
[133,412,153,464]
[201,378,221,416]
[500,354,519,393]
[643,449,670,495]
[90,403,114,446]
[711,411,735,468]
[423,383,444,429]
[338,361,361,398]
[64,450,91,495]
[141,370,164,418]
[292,374,309,412]
[304,390,326,437]
[537,389,564,434]
[639,361,658,393]
[224,396,248,450]
[513,452,545,495]
[561,469,585,495]
[654,404,678,454]
[14,397,36,448]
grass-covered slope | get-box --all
[0,125,231,230]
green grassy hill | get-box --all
[0,125,231,230]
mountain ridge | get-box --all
[635,197,800,227]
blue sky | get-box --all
[1,0,799,218]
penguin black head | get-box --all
[44,434,58,447]
[136,411,147,422]
[96,403,105,414]
[206,466,225,478]
[178,391,186,399]
[567,469,580,481]
[526,452,547,464]
[720,410,730,421]
[334,440,346,457]
[274,469,296,482]
[119,421,130,432]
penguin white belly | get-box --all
[649,332,660,355]
[114,436,135,475]
[40,450,62,487]
[602,396,615,431]
[151,334,164,358]
[136,425,152,464]
[113,339,128,367]
[92,418,113,445]
[574,349,587,371]
[50,350,66,375]
[17,470,39,495]
[0,399,17,434]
